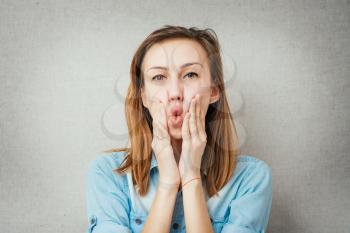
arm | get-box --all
[143,96,182,232]
[221,161,272,233]
[141,182,179,233]
[179,95,214,232]
[86,156,131,233]
[182,177,214,233]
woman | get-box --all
[86,25,272,233]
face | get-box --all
[141,38,220,140]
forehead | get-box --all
[142,38,208,72]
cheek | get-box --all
[145,88,168,104]
[199,95,210,115]
[184,93,211,114]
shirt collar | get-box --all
[149,150,207,176]
[150,150,158,171]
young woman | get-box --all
[86,25,272,233]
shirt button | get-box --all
[90,216,97,225]
[135,218,142,225]
[172,222,179,229]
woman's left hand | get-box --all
[179,94,207,183]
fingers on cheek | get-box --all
[196,107,202,133]
[160,102,167,125]
[182,112,191,139]
[198,97,203,126]
[189,99,195,133]
[196,96,200,118]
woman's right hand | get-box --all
[149,99,181,188]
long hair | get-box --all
[104,25,240,198]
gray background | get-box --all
[0,0,349,232]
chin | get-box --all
[168,127,183,139]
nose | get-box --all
[168,78,183,102]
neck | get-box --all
[171,137,182,164]
[171,138,183,193]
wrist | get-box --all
[181,177,201,189]
[158,179,180,190]
[180,171,201,183]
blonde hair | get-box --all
[104,25,240,198]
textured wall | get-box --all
[0,1,349,232]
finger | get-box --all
[195,94,201,133]
[202,109,205,129]
[153,100,168,138]
[195,95,205,139]
[151,100,161,127]
[160,101,167,129]
[189,95,198,138]
[149,98,158,117]
[182,112,191,141]
[197,102,207,141]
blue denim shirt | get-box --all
[86,151,272,233]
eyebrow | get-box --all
[146,62,203,72]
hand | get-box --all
[149,99,181,187]
[178,94,207,183]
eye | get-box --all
[151,72,198,81]
[152,75,165,81]
[184,72,199,79]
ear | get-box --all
[141,88,149,108]
[209,85,220,104]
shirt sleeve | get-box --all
[221,160,273,233]
[85,156,131,233]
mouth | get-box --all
[170,113,183,128]
[169,105,184,128]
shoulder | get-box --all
[87,151,129,187]
[236,154,271,172]
[234,155,272,194]
[88,150,128,171]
